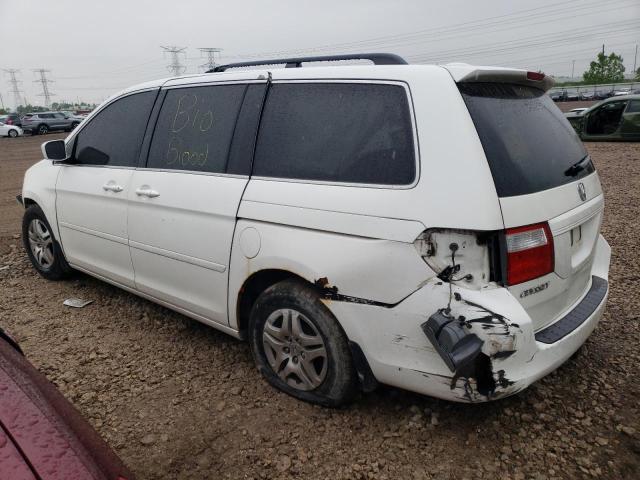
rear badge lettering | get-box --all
[520,281,550,298]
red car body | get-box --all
[0,329,133,480]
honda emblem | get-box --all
[578,183,586,202]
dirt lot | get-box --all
[1,134,639,480]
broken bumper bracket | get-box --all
[421,310,484,372]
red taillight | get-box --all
[505,222,554,285]
[526,71,545,81]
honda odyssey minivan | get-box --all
[19,54,610,406]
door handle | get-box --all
[135,187,160,198]
[102,183,123,193]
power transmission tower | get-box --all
[3,69,24,109]
[161,46,187,76]
[33,69,55,107]
[198,47,223,72]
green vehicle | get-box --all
[565,94,640,141]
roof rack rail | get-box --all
[209,53,407,73]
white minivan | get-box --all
[19,54,610,406]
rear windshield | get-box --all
[459,83,593,197]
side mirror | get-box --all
[41,139,67,161]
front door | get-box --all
[127,81,266,325]
[621,99,640,139]
[56,90,158,287]
[583,100,628,140]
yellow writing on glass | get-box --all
[166,136,209,167]
[171,94,214,133]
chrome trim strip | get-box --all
[550,195,604,236]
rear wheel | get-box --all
[8,129,18,138]
[37,124,49,135]
[22,205,72,280]
[249,279,357,407]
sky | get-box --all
[0,0,638,108]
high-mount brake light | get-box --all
[505,222,554,285]
[526,71,545,81]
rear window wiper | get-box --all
[564,154,591,177]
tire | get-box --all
[22,205,72,281]
[249,278,357,407]
[71,121,80,129]
[8,129,18,138]
[37,124,49,135]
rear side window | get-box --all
[460,83,592,197]
[147,84,247,173]
[74,91,156,167]
[253,83,415,185]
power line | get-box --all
[225,0,633,59]
[3,69,23,109]
[161,46,187,76]
[33,69,55,107]
[198,48,223,72]
[405,20,640,64]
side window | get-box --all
[74,91,156,167]
[626,100,640,113]
[253,83,416,185]
[147,84,247,173]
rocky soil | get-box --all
[0,134,638,479]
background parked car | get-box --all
[0,326,134,479]
[61,110,88,122]
[549,91,565,101]
[21,111,82,135]
[594,90,615,100]
[0,121,23,137]
[566,94,640,141]
[0,113,23,128]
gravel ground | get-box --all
[0,134,638,480]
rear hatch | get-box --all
[456,72,603,331]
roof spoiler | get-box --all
[443,64,555,92]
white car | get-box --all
[0,122,23,137]
[18,54,610,406]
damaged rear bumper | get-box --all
[323,235,611,403]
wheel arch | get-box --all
[235,269,310,337]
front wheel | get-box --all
[37,124,49,135]
[22,205,72,280]
[8,129,18,138]
[249,279,357,407]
